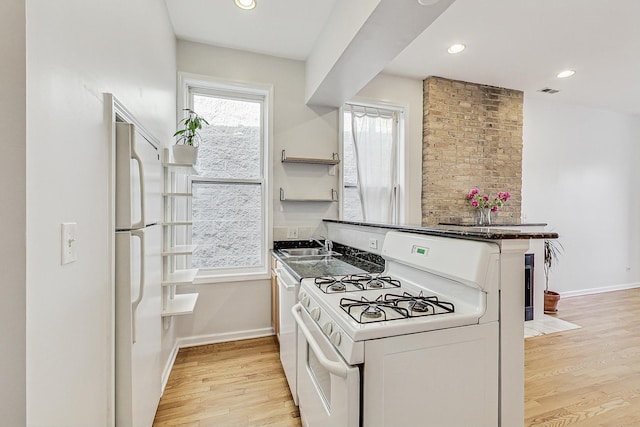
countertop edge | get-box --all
[323,219,559,240]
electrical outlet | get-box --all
[368,238,378,250]
[287,227,299,239]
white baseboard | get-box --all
[175,327,274,349]
[160,344,179,394]
[561,282,640,298]
[160,327,275,391]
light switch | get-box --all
[61,222,78,265]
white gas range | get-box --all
[292,231,501,427]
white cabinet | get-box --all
[161,149,198,324]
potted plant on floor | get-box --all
[543,239,563,314]
[172,109,209,165]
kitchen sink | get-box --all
[285,257,365,275]
[280,248,341,258]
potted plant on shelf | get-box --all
[172,109,209,165]
[543,239,563,314]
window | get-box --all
[180,75,271,279]
[342,103,402,224]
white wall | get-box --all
[173,42,424,345]
[0,0,26,425]
[25,0,176,425]
[522,97,640,295]
[178,40,341,239]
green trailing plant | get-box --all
[543,239,563,293]
[173,109,209,146]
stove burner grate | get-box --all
[315,274,401,293]
[384,292,455,316]
[340,295,409,323]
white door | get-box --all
[115,225,162,427]
[293,304,360,427]
[115,122,162,229]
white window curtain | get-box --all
[349,105,397,223]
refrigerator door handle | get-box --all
[130,229,145,344]
[131,146,146,230]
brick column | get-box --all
[422,76,523,226]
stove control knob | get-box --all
[310,307,321,321]
[322,322,334,335]
[299,292,310,307]
[330,331,342,347]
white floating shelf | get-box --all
[280,187,338,202]
[163,192,193,197]
[162,244,198,256]
[162,221,193,226]
[281,150,340,165]
[162,269,198,286]
[162,162,198,174]
[162,293,199,317]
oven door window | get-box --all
[307,343,332,408]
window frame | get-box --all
[339,100,406,224]
[178,72,273,283]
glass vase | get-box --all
[475,208,492,225]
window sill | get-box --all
[193,269,271,284]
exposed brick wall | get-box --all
[422,76,523,226]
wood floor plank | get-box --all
[153,336,301,427]
[525,288,640,426]
[154,288,640,426]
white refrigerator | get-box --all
[115,122,162,427]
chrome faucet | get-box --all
[311,236,333,253]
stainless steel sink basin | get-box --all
[280,248,341,257]
[285,257,363,274]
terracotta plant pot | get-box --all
[544,290,561,314]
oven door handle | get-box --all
[292,303,348,379]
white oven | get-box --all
[292,303,360,427]
[293,231,501,427]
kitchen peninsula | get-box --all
[320,219,557,427]
[323,219,557,241]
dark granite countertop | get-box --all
[272,241,384,281]
[439,222,548,227]
[323,219,558,241]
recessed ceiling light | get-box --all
[556,69,575,79]
[234,0,256,10]
[447,44,466,54]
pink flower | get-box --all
[466,188,510,212]
[498,191,511,202]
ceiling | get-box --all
[165,0,640,116]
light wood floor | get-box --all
[153,337,301,427]
[153,288,640,427]
[525,288,640,426]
